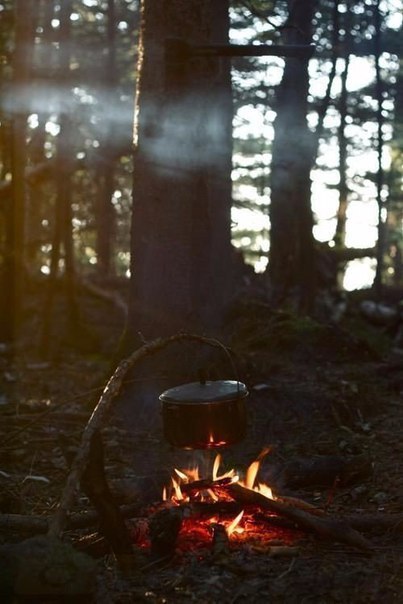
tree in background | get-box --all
[386,26,403,285]
[267,0,316,311]
[124,0,234,346]
[230,0,402,299]
[1,0,34,351]
[0,0,138,354]
[0,0,402,359]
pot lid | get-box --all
[159,380,248,404]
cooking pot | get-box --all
[160,380,248,450]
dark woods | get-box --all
[0,0,401,353]
[0,3,403,602]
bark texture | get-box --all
[127,0,233,343]
[267,0,316,312]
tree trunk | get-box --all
[387,24,403,286]
[373,0,386,297]
[95,0,117,278]
[266,0,316,313]
[41,0,78,355]
[311,0,340,162]
[334,49,351,250]
[125,0,233,345]
[1,0,34,351]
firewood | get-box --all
[181,476,233,495]
[225,483,372,552]
[0,503,142,535]
[211,523,230,560]
[186,501,242,518]
[149,507,183,560]
[275,494,324,516]
[4,508,400,538]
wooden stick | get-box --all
[225,483,372,552]
[81,431,134,562]
[276,494,325,516]
[148,507,183,560]
[0,503,142,534]
[185,501,242,518]
[181,476,233,494]
[3,507,402,538]
[47,333,228,538]
[211,523,230,560]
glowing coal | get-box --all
[130,450,300,555]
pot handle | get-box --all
[198,338,242,395]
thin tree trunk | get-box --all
[41,0,78,355]
[41,194,63,355]
[95,0,117,277]
[311,0,340,161]
[387,40,403,285]
[334,54,351,248]
[267,0,316,313]
[26,0,55,270]
[62,132,80,329]
[334,0,353,290]
[95,168,115,277]
[3,0,34,351]
[373,0,385,297]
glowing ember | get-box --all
[149,449,284,553]
[132,451,300,555]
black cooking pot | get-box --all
[160,380,248,450]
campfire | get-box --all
[123,443,373,562]
[43,340,373,579]
[130,450,305,558]
[129,375,370,560]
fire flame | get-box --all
[238,447,273,499]
[226,510,244,536]
[164,449,274,535]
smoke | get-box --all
[135,93,232,176]
[2,83,134,128]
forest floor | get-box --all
[0,284,402,603]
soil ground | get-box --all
[0,286,402,603]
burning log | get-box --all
[181,476,233,495]
[225,483,372,552]
[211,523,230,560]
[148,507,183,560]
[186,501,242,518]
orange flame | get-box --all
[164,449,274,506]
[239,448,274,500]
[212,454,221,480]
[226,510,245,536]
